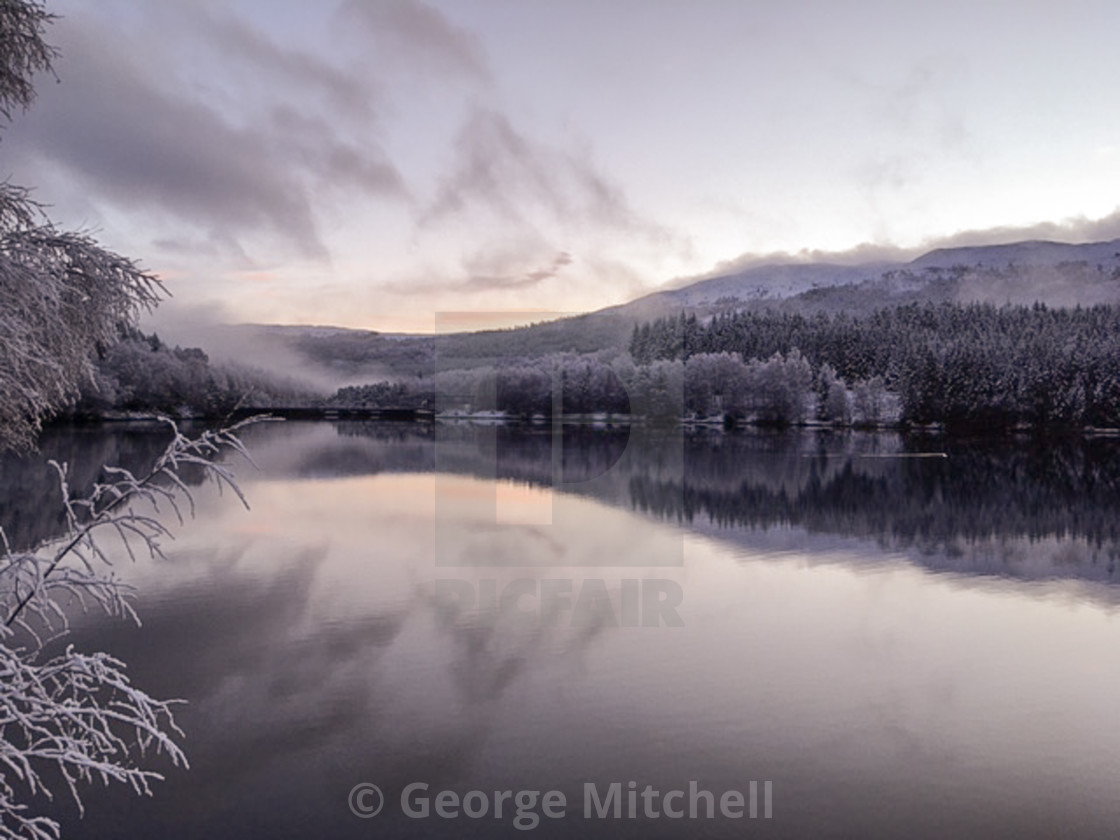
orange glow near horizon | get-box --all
[238,309,575,335]
[434,310,573,334]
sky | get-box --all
[5,0,1120,333]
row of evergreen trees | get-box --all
[630,303,1120,428]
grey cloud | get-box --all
[321,142,404,195]
[151,233,254,266]
[195,11,384,125]
[6,1,681,305]
[684,207,1120,286]
[6,9,405,262]
[338,0,490,83]
[694,243,914,281]
[462,250,574,292]
[387,248,574,295]
[268,106,405,197]
[921,209,1120,251]
[402,106,689,301]
[420,108,668,243]
[11,22,325,257]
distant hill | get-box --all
[219,237,1120,383]
[627,236,1120,315]
[214,309,639,384]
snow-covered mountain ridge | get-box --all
[641,237,1120,311]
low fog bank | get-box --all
[140,302,358,396]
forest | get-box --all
[66,328,320,419]
[628,302,1120,429]
[56,301,1120,434]
[326,302,1120,431]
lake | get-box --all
[7,420,1120,839]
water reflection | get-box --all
[48,464,691,838]
[9,421,1120,838]
[0,422,180,550]
[267,422,1120,585]
[9,421,1120,585]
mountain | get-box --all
[208,308,640,384]
[909,238,1120,270]
[213,237,1120,383]
[650,262,893,307]
[624,237,1120,316]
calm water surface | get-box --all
[7,421,1120,839]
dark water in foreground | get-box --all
[5,421,1120,838]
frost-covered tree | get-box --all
[623,359,684,420]
[0,0,163,451]
[817,363,850,424]
[0,5,258,837]
[0,421,254,839]
[852,376,887,426]
[684,352,747,417]
[0,0,55,122]
[747,350,812,425]
[0,229,163,450]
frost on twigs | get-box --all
[0,1,164,453]
[0,225,166,453]
[0,0,57,123]
[0,417,262,839]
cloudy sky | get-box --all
[5,0,1120,332]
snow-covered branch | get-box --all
[0,418,263,838]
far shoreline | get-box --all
[46,407,1120,443]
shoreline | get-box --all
[48,408,1120,441]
